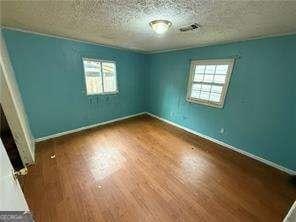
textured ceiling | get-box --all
[1,0,296,52]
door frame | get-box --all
[0,32,35,165]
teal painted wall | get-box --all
[2,29,146,138]
[3,28,295,171]
[146,35,296,171]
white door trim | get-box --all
[0,33,35,164]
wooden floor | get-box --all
[21,115,295,222]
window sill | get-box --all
[186,97,223,108]
[86,91,119,96]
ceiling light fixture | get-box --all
[149,20,172,34]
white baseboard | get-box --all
[146,112,296,176]
[34,112,146,142]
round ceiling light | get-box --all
[149,20,172,34]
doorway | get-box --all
[0,103,24,170]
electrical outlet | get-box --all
[220,128,224,134]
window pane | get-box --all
[201,84,211,92]
[83,60,101,77]
[200,91,210,100]
[215,65,228,74]
[194,73,204,82]
[192,83,202,91]
[204,74,214,83]
[83,59,103,95]
[195,65,205,74]
[211,85,223,93]
[85,76,103,94]
[209,93,221,102]
[102,62,117,93]
[205,65,216,74]
[213,75,226,84]
[191,90,200,98]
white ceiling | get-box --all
[1,0,296,52]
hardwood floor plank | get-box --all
[21,115,295,222]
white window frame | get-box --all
[82,57,118,96]
[186,59,234,108]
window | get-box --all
[82,58,118,95]
[187,59,234,108]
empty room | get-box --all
[0,0,295,221]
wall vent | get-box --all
[179,23,200,32]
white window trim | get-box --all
[82,57,119,96]
[186,59,235,108]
